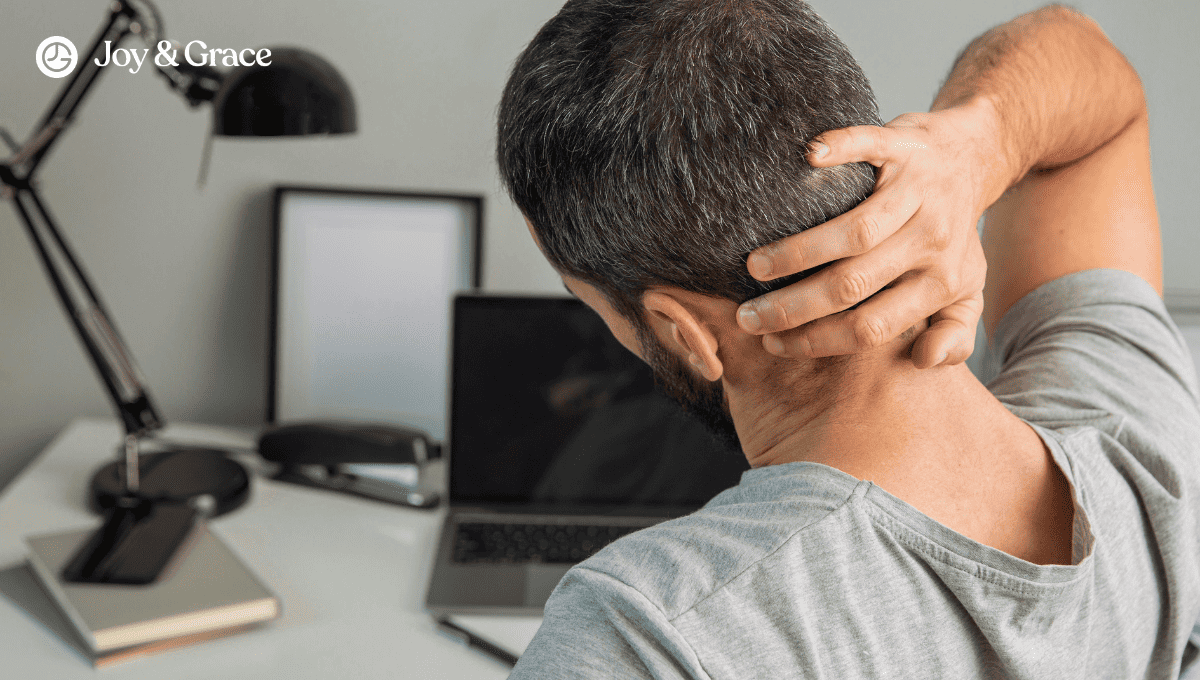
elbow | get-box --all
[1044,4,1148,120]
[1036,4,1096,27]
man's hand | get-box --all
[736,102,1011,369]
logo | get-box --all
[36,36,77,78]
[90,40,273,75]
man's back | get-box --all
[515,269,1200,678]
[499,2,1199,676]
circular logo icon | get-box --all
[36,36,77,78]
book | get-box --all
[24,524,280,666]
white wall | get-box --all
[1,0,1197,491]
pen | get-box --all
[435,616,520,668]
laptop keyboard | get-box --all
[452,522,641,564]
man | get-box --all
[497,1,1200,677]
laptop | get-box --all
[425,294,749,615]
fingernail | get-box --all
[747,252,772,280]
[807,140,828,159]
[763,334,785,356]
[738,306,762,333]
[798,335,816,358]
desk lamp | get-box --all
[0,0,356,583]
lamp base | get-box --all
[89,448,251,519]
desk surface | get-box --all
[0,418,542,678]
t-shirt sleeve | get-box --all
[510,566,709,680]
[987,268,1200,432]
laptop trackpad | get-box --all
[523,564,571,607]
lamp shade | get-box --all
[212,47,356,136]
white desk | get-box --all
[0,418,542,678]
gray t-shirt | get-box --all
[510,269,1200,679]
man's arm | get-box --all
[933,4,1161,337]
[737,4,1160,359]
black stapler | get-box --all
[258,421,441,509]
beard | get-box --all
[638,327,742,450]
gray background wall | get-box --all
[1,0,1197,492]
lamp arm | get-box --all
[0,0,172,439]
[1,177,164,437]
[20,2,138,177]
[17,0,221,178]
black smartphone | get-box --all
[61,502,201,585]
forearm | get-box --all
[932,5,1146,196]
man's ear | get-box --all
[642,291,724,381]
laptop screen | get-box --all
[449,295,749,510]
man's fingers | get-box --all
[746,185,921,280]
[910,317,975,369]
[740,228,923,334]
[910,293,984,368]
[808,125,898,168]
[760,274,955,358]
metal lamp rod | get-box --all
[0,1,170,494]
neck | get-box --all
[732,353,1007,474]
[728,345,1026,503]
[725,346,1075,566]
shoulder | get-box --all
[512,566,702,680]
[575,465,863,619]
[519,471,874,678]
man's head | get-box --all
[499,0,882,442]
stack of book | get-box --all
[24,525,280,667]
